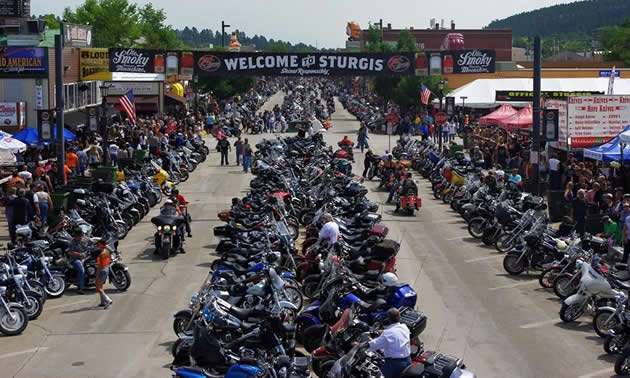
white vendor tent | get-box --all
[443,78,630,108]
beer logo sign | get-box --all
[387,56,410,73]
[197,55,221,72]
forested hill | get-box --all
[485,0,630,37]
[175,27,317,52]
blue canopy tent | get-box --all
[13,127,76,146]
[584,125,630,162]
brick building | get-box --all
[359,23,513,62]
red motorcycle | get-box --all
[397,190,422,216]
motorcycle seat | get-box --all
[615,279,630,290]
[26,240,49,249]
[358,298,388,312]
[400,364,425,377]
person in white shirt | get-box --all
[318,213,339,246]
[549,155,561,189]
[109,143,119,167]
[448,122,457,142]
[367,308,411,378]
[17,165,32,185]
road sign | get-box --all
[435,112,448,125]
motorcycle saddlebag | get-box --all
[372,239,400,260]
[190,323,229,368]
[213,226,229,237]
[400,307,428,339]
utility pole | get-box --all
[377,19,383,42]
[221,21,230,48]
[532,36,542,196]
[54,33,65,186]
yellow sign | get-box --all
[80,48,112,81]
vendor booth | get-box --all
[584,125,630,162]
[479,104,517,125]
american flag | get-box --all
[119,90,136,125]
[420,84,432,105]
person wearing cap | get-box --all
[317,213,339,246]
[68,226,88,294]
[94,238,113,308]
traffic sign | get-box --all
[435,112,448,125]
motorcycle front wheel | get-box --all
[467,218,486,239]
[605,334,625,354]
[0,304,28,335]
[45,276,66,298]
[553,274,577,299]
[560,302,584,322]
[593,309,618,338]
[173,310,193,335]
[538,267,559,289]
[503,254,526,275]
[110,265,131,291]
[495,233,516,253]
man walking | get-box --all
[242,139,253,173]
[234,137,243,166]
[218,136,231,166]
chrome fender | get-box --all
[564,292,587,306]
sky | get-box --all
[33,0,574,48]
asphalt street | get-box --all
[0,91,618,377]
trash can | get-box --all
[133,149,147,165]
[547,190,565,223]
[50,192,70,211]
[92,165,118,183]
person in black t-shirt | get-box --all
[572,189,588,236]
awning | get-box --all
[63,109,87,130]
[498,105,533,131]
[584,125,630,161]
[479,104,517,125]
[165,92,187,105]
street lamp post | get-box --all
[99,84,112,164]
[438,79,445,152]
[221,21,231,48]
[461,96,467,110]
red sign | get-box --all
[569,137,614,149]
[435,112,448,125]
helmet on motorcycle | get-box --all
[164,199,175,206]
[380,272,398,287]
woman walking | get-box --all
[357,124,369,153]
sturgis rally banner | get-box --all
[108,49,415,77]
[193,52,415,77]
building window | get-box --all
[61,81,100,111]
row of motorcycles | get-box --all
[169,131,475,377]
[0,124,215,337]
[397,136,630,375]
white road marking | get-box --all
[430,219,459,224]
[465,255,504,263]
[577,368,615,378]
[488,280,537,291]
[45,299,91,310]
[0,347,48,359]
[519,319,558,329]
[445,235,469,241]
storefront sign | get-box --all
[545,99,568,149]
[37,109,53,142]
[0,47,47,77]
[193,52,414,76]
[543,109,559,141]
[567,95,630,147]
[451,49,495,74]
[0,0,29,17]
[496,90,604,102]
[80,48,111,80]
[106,82,160,96]
[109,48,155,73]
[63,24,93,48]
[0,102,25,127]
[600,70,620,78]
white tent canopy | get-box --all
[443,78,630,108]
[620,129,630,145]
[0,131,26,153]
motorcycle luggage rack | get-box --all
[400,307,427,338]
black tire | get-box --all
[173,310,193,335]
[593,309,618,338]
[495,233,516,253]
[615,350,630,375]
[22,291,43,320]
[481,231,496,246]
[605,335,624,354]
[147,192,158,207]
[302,275,320,300]
[468,218,486,239]
[44,276,66,298]
[110,265,131,291]
[300,211,315,226]
[560,302,584,323]
[553,274,577,300]
[171,338,184,358]
[161,247,170,260]
[538,268,558,289]
[503,254,526,275]
[27,280,47,303]
[179,169,190,182]
[115,221,129,240]
[121,213,134,231]
[0,304,28,335]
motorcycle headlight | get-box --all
[157,225,162,231]
[172,225,177,230]
[164,225,171,231]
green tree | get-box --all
[599,19,630,64]
[63,0,140,48]
[42,14,60,30]
[396,29,419,53]
[63,0,180,49]
[265,42,289,53]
